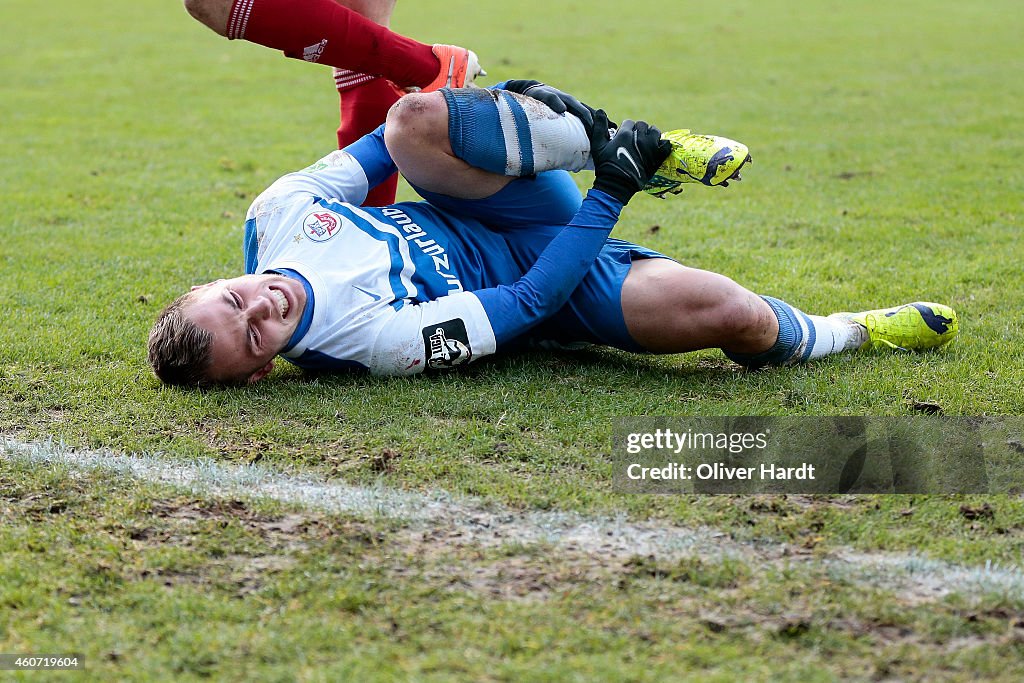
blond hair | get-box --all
[147,293,215,387]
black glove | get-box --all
[589,110,672,205]
[503,79,596,132]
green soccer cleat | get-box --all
[832,302,959,351]
[644,129,752,197]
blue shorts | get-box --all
[415,171,670,353]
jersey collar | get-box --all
[270,268,315,353]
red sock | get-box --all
[334,73,402,206]
[227,0,438,88]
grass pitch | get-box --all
[1,0,1023,679]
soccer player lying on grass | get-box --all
[147,82,959,386]
[183,0,484,206]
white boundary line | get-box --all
[4,437,1023,604]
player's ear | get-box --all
[247,360,274,384]
[191,279,225,292]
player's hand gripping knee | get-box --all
[503,80,596,131]
[589,111,672,205]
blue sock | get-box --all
[725,296,816,368]
[442,87,589,177]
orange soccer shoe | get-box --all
[420,44,485,92]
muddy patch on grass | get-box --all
[404,526,620,601]
[10,439,1024,618]
[125,497,386,594]
[393,525,1024,658]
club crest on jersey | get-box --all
[302,211,340,242]
[422,319,472,369]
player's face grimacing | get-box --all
[187,274,307,384]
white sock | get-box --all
[805,315,868,359]
[502,91,591,173]
[445,88,591,177]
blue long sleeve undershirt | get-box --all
[475,189,622,346]
[343,123,398,191]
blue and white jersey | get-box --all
[244,148,514,376]
[240,118,625,377]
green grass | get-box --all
[2,0,1023,678]
[5,457,1024,682]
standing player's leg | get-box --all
[331,0,401,206]
[182,0,481,91]
[337,76,403,205]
